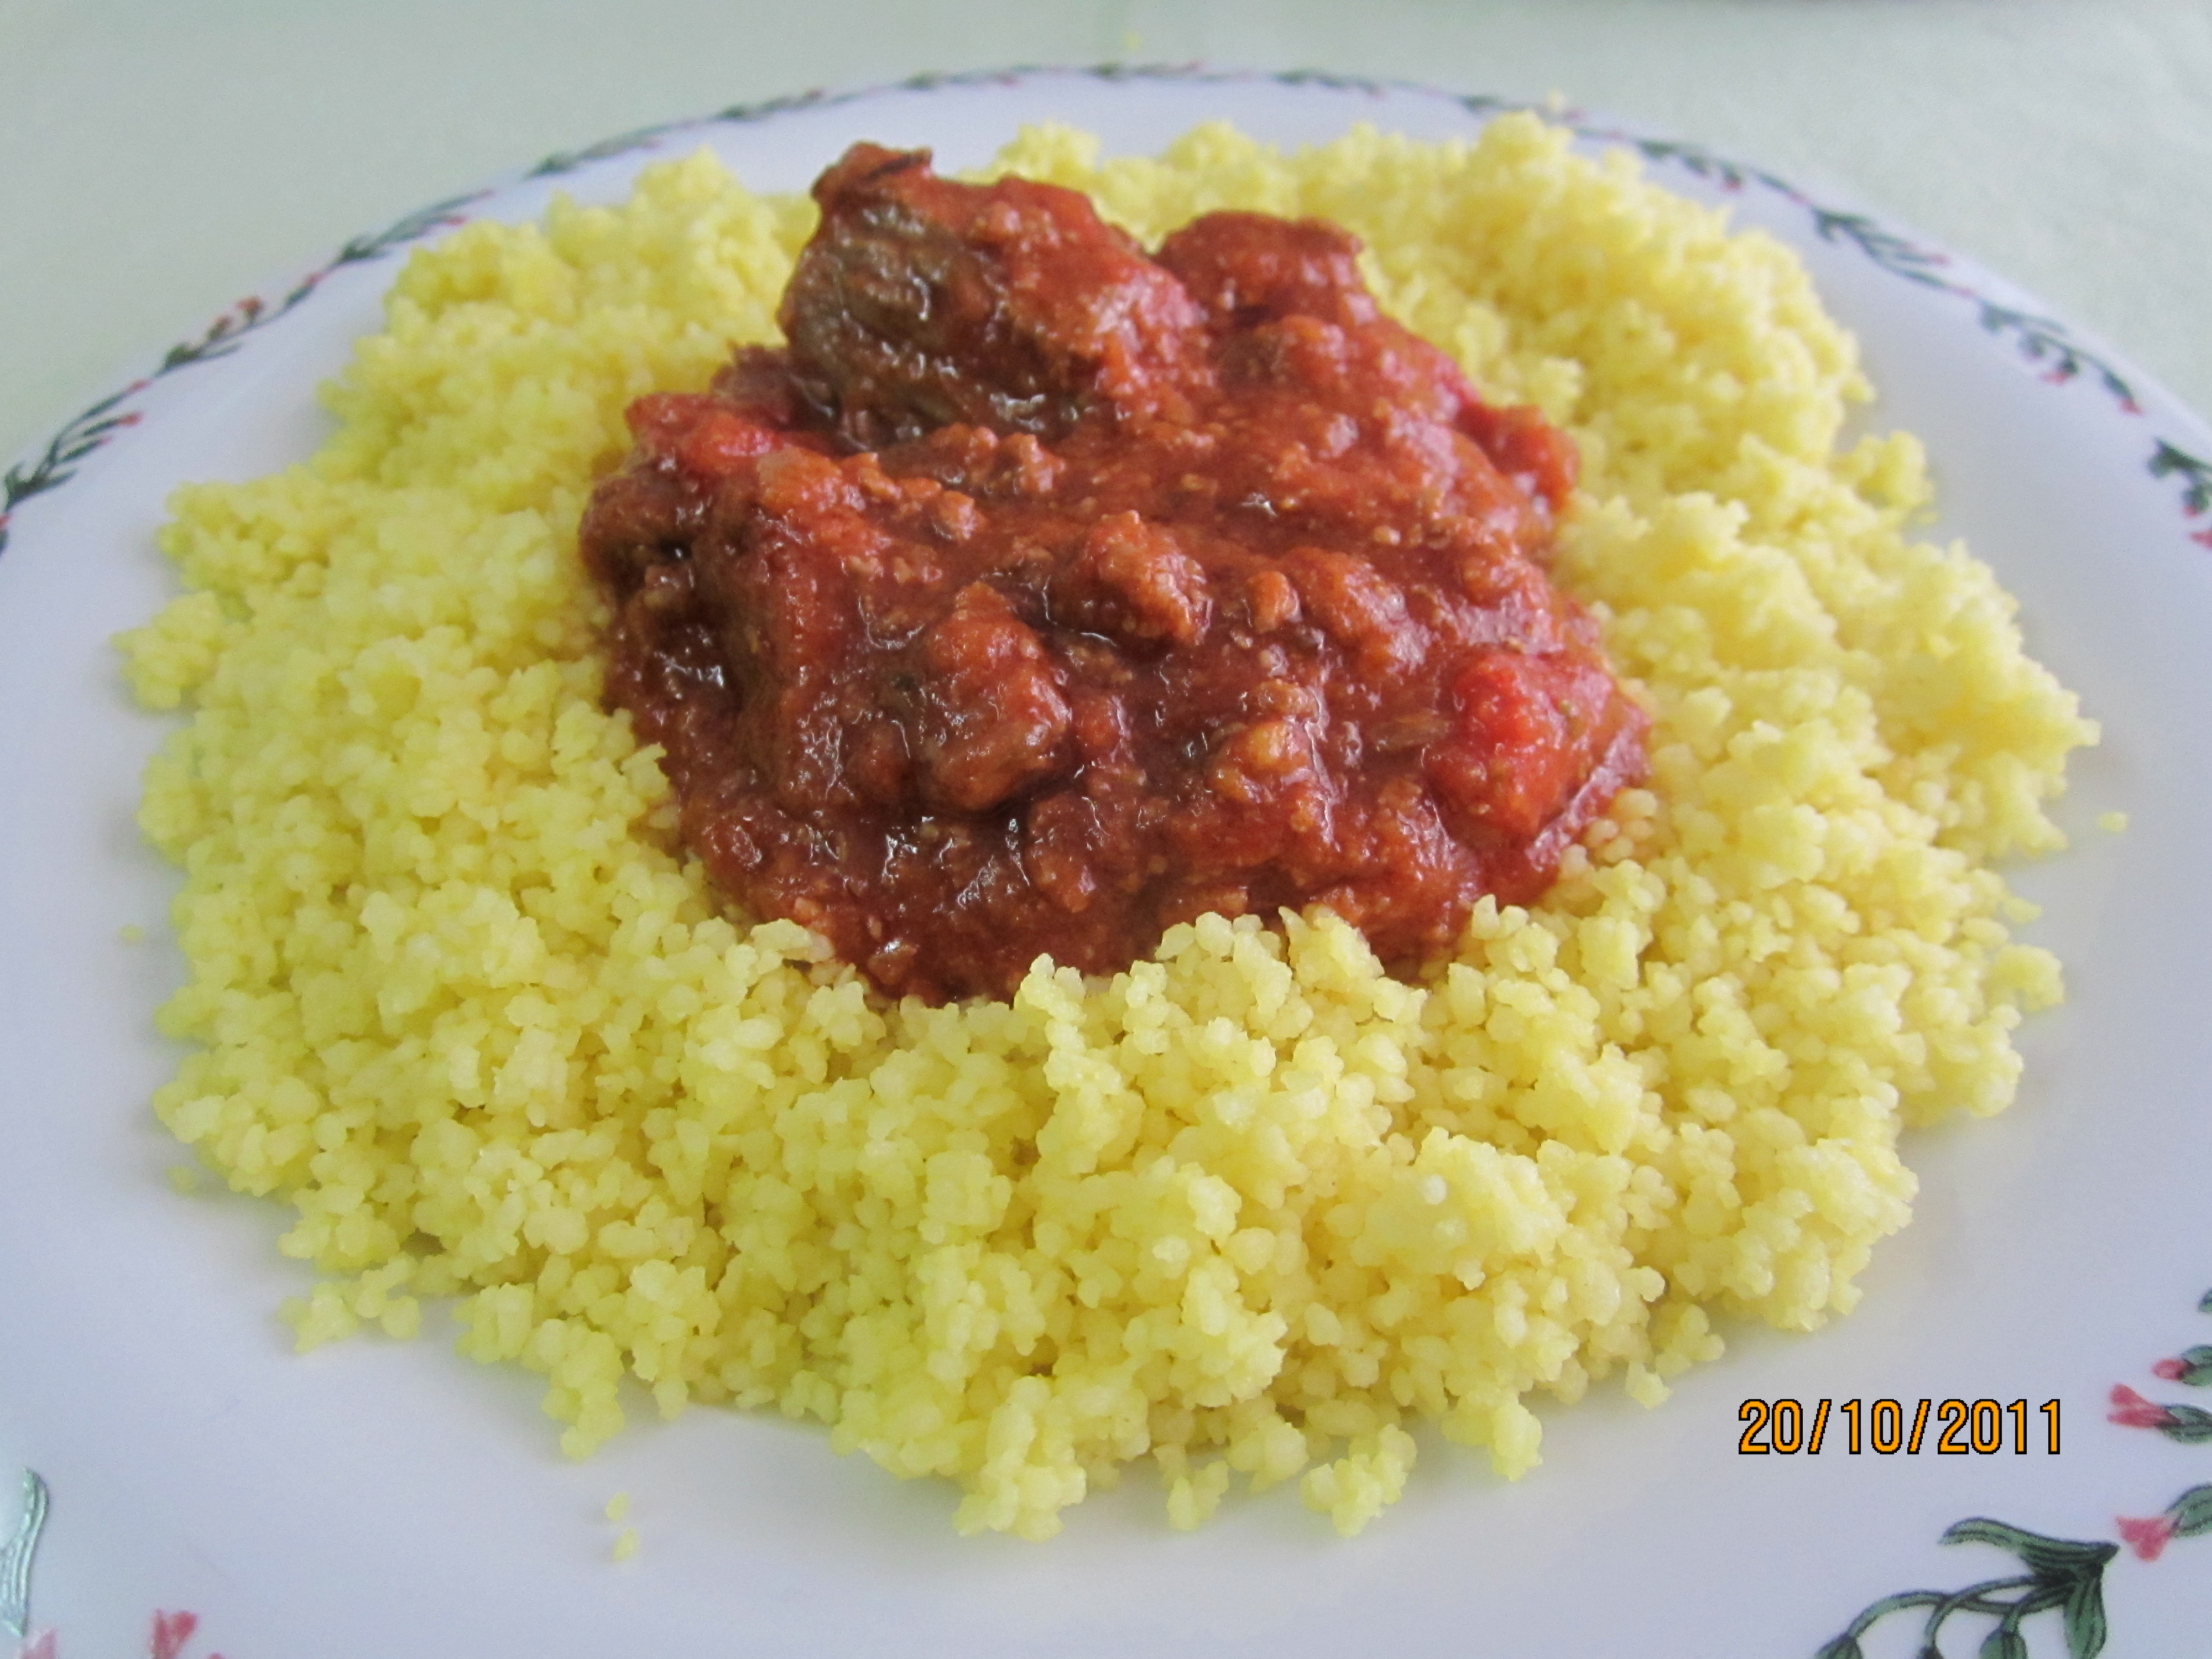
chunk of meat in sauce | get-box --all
[780,143,1211,448]
[581,144,1646,1004]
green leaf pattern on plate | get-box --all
[1823,1286,2211,1657]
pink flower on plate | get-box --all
[2108,1383,2176,1430]
[2118,1511,2178,1562]
[149,1611,197,1659]
[2153,1357,2189,1381]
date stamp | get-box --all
[1738,1397,2062,1456]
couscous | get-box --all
[118,116,2094,1538]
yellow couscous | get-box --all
[117,116,2094,1539]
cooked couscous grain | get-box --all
[119,117,2094,1538]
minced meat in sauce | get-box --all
[581,143,1647,1003]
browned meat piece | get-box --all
[780,143,1212,448]
[912,582,1073,812]
[1156,210,1379,331]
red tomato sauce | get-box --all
[581,144,1646,1003]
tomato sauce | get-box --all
[581,144,1646,1002]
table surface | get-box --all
[4,0,2211,468]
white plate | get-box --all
[4,66,2210,1659]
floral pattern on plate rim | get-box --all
[5,1473,226,1659]
[1816,1286,2212,1659]
[9,1608,226,1659]
[3,63,2211,559]
[8,1286,2208,1653]
[1,60,2204,1657]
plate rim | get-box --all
[7,64,2212,569]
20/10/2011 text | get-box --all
[1737,1399,2062,1456]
